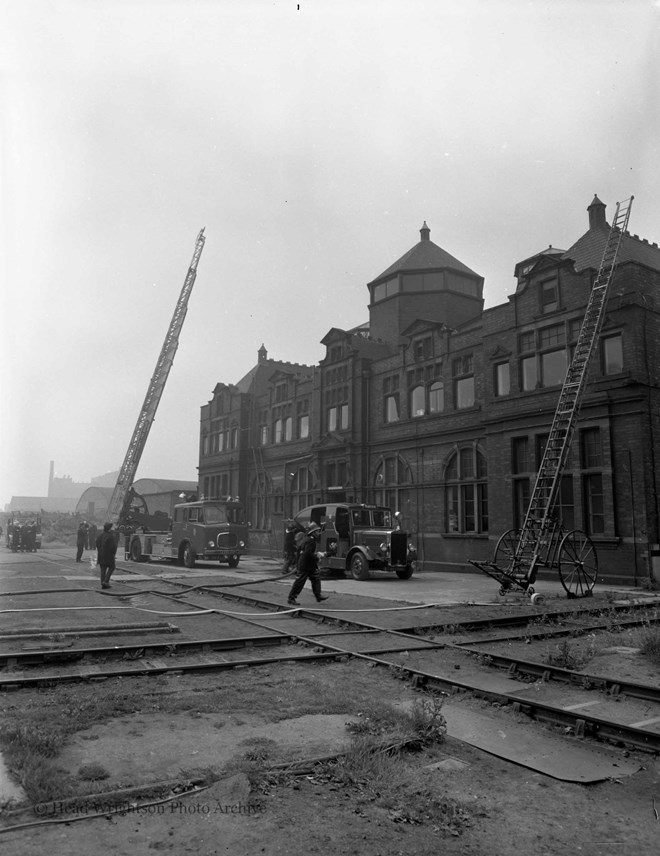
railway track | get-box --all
[3,549,660,755]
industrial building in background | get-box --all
[199,196,660,585]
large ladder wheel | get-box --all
[493,529,521,569]
[558,530,597,598]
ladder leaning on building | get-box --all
[470,196,634,602]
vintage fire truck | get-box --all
[292,502,417,580]
[125,498,247,568]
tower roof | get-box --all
[369,222,481,285]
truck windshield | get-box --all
[203,506,228,525]
[372,509,392,528]
[350,508,392,528]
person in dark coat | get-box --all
[76,522,88,562]
[287,523,329,606]
[86,522,98,550]
[96,522,117,589]
[281,520,298,574]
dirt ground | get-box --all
[1,652,660,856]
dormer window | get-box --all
[540,277,559,313]
[413,336,433,362]
[274,382,287,403]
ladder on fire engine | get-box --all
[470,196,633,599]
[108,228,206,524]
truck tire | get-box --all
[182,543,196,568]
[349,552,370,581]
[396,564,414,579]
[227,555,240,568]
[129,538,142,563]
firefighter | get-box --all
[287,523,329,606]
[281,520,298,574]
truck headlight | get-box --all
[239,540,245,548]
[379,542,388,552]
[208,540,215,548]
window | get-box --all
[495,362,510,397]
[326,460,348,487]
[581,428,605,535]
[284,417,293,442]
[273,419,283,444]
[374,455,412,513]
[429,381,444,413]
[540,277,559,313]
[407,363,443,417]
[372,277,400,302]
[325,383,349,433]
[260,425,268,446]
[602,334,623,375]
[512,435,531,526]
[297,399,310,439]
[445,447,488,533]
[411,385,425,417]
[520,324,568,390]
[413,337,433,362]
[383,374,400,423]
[290,467,314,514]
[453,355,475,409]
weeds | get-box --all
[635,624,660,667]
[544,638,593,670]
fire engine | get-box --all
[126,497,247,568]
[292,502,417,580]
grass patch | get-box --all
[0,661,410,806]
[635,625,660,667]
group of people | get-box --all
[76,521,117,590]
[5,520,38,552]
[282,520,329,606]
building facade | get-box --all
[198,197,660,585]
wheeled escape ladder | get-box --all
[108,228,206,524]
[471,196,633,599]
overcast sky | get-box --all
[1,0,658,508]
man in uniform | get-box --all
[287,522,329,606]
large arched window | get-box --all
[374,455,412,515]
[445,446,488,533]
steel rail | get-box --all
[455,644,660,703]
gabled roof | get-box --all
[563,228,660,274]
[400,318,450,337]
[369,223,481,284]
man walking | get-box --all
[287,523,329,606]
[96,522,117,590]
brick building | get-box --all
[199,197,660,584]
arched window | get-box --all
[410,386,425,417]
[445,446,488,533]
[429,381,444,413]
[374,455,412,515]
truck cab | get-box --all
[128,499,248,568]
[292,503,416,580]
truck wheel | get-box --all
[227,555,240,568]
[350,553,370,581]
[182,543,196,568]
[129,538,142,562]
[396,564,414,579]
